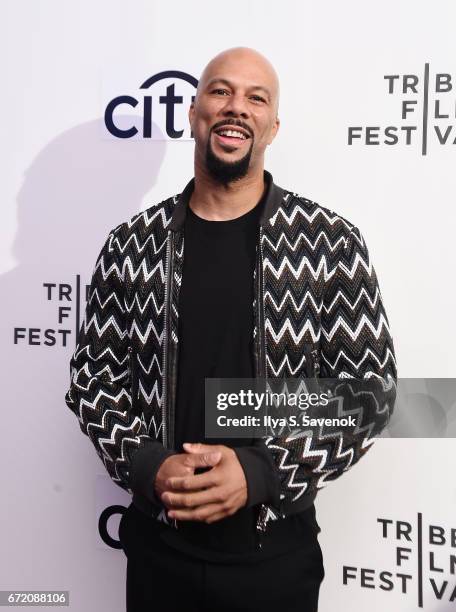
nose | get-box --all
[221,92,250,118]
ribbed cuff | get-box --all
[234,442,281,509]
[128,439,177,508]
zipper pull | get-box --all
[255,525,263,550]
[311,348,320,377]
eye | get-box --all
[211,88,229,95]
[250,95,266,103]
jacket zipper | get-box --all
[257,227,267,378]
[161,231,172,450]
[255,226,268,547]
[165,229,180,530]
[167,231,177,451]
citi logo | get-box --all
[104,70,198,140]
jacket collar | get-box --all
[168,169,287,231]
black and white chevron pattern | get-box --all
[256,192,396,528]
[65,201,173,492]
[65,185,397,532]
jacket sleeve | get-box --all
[64,227,175,507]
[261,224,398,513]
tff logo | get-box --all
[104,70,198,140]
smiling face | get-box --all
[189,47,280,184]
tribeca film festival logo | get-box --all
[343,513,456,607]
[13,277,88,347]
[348,63,455,155]
[104,70,198,140]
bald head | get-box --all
[188,46,281,181]
[195,47,280,116]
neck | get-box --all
[190,162,266,221]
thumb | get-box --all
[183,451,222,468]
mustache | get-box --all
[211,119,253,138]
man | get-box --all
[65,47,397,611]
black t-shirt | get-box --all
[128,190,320,563]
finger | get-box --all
[183,442,222,454]
[166,470,218,492]
[161,487,225,509]
[204,511,229,524]
[168,502,226,522]
[182,451,222,469]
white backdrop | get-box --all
[1,1,456,610]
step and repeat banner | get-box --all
[2,1,455,610]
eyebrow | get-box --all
[206,78,271,100]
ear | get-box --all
[267,116,280,145]
[188,101,195,130]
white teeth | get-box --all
[218,129,247,139]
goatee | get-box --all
[205,136,254,185]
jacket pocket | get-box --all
[127,346,139,416]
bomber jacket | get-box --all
[64,169,397,534]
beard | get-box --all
[205,134,254,185]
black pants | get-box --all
[120,505,325,612]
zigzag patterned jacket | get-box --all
[65,169,397,533]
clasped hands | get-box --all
[154,442,248,524]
